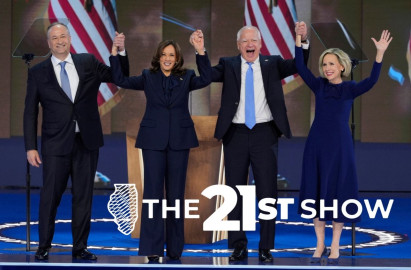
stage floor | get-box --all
[1,254,411,270]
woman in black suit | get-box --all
[110,30,210,261]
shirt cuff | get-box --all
[118,50,126,56]
[301,41,310,50]
[195,48,207,55]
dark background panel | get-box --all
[361,0,411,142]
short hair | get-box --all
[150,40,186,76]
[47,22,70,39]
[237,26,261,41]
[318,48,352,78]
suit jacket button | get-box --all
[235,102,239,105]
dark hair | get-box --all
[150,40,186,76]
[47,22,70,39]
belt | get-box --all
[231,121,274,129]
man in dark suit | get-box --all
[23,22,128,261]
[212,23,309,262]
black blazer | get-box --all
[109,54,211,150]
[23,53,129,155]
[212,50,310,140]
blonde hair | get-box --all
[318,48,351,78]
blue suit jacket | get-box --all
[212,50,310,140]
[110,54,211,150]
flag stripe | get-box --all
[49,0,120,108]
[256,0,292,59]
[49,1,86,54]
[249,1,281,56]
[102,0,118,30]
[86,3,113,51]
[57,1,117,99]
[93,0,117,36]
[246,0,271,56]
[271,1,295,55]
[278,0,295,36]
[245,0,300,86]
[285,0,298,22]
[48,4,58,24]
[97,92,105,105]
[69,0,111,63]
[58,1,104,61]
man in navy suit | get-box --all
[212,23,309,262]
[23,22,129,261]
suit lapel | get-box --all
[233,56,242,98]
[259,55,270,96]
[71,54,83,103]
[150,71,167,104]
[169,75,185,105]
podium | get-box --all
[126,116,223,244]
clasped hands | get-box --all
[112,31,125,56]
[189,30,206,55]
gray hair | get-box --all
[237,26,261,41]
[47,22,70,39]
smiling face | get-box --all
[237,28,261,63]
[160,45,176,76]
[322,53,344,84]
[47,24,71,60]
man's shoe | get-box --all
[229,246,248,261]
[35,248,49,261]
[72,249,97,260]
[148,255,160,262]
[259,249,273,262]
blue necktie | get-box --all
[59,61,72,101]
[245,62,256,129]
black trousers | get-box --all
[223,122,279,249]
[39,134,98,252]
[138,148,190,257]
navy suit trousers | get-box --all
[223,121,279,250]
[138,147,189,257]
[39,134,98,251]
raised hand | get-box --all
[112,31,125,56]
[371,30,393,63]
[189,30,205,55]
[371,30,392,52]
[295,21,308,41]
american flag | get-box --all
[48,0,121,116]
[245,0,303,93]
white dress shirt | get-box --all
[51,54,80,132]
[233,56,273,124]
[51,54,80,101]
